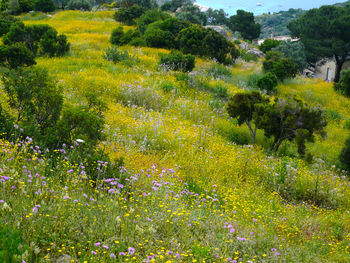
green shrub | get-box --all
[259,39,280,53]
[339,136,350,173]
[263,51,298,81]
[159,50,195,72]
[246,73,262,89]
[137,9,171,33]
[114,4,145,25]
[103,46,138,66]
[34,0,55,12]
[257,72,278,93]
[144,27,174,48]
[334,69,350,97]
[0,14,17,37]
[240,50,258,62]
[0,43,36,68]
[207,64,232,79]
[213,84,228,99]
[326,109,343,121]
[110,26,124,46]
[0,225,28,263]
[65,0,92,11]
[160,81,176,92]
[3,22,70,57]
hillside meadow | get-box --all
[0,10,349,263]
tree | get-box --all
[202,28,230,63]
[255,98,327,154]
[161,0,191,12]
[288,5,350,82]
[259,39,280,53]
[114,4,146,25]
[176,4,207,26]
[263,51,298,81]
[65,0,92,11]
[34,0,55,12]
[229,10,261,41]
[18,0,34,12]
[272,40,307,72]
[227,91,269,144]
[0,43,36,68]
[334,69,350,97]
[206,8,229,25]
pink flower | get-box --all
[128,247,135,255]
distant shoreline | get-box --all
[195,0,349,15]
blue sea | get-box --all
[195,0,349,15]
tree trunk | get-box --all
[246,121,255,144]
[334,56,345,83]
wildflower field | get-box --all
[0,11,350,262]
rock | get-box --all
[246,48,265,58]
[55,254,72,263]
[239,42,250,50]
[204,25,230,39]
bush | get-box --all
[103,46,136,64]
[160,81,176,92]
[114,4,146,25]
[272,40,308,72]
[0,14,17,36]
[34,0,55,12]
[0,225,28,263]
[246,73,262,89]
[177,24,207,56]
[159,50,195,72]
[110,26,124,46]
[137,9,171,33]
[0,43,36,68]
[144,27,174,48]
[207,64,232,79]
[334,69,350,97]
[263,51,298,81]
[240,50,258,62]
[339,136,350,172]
[3,22,70,57]
[65,0,92,11]
[259,39,280,53]
[257,72,278,93]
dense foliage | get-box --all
[259,38,280,53]
[65,0,92,11]
[288,5,350,82]
[2,22,70,57]
[159,50,195,72]
[256,8,306,39]
[263,51,298,81]
[229,9,261,41]
[334,69,350,97]
[272,40,307,72]
[257,72,278,93]
[113,4,145,25]
[0,9,350,263]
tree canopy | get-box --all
[288,5,350,82]
[229,10,261,41]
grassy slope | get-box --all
[0,11,349,263]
